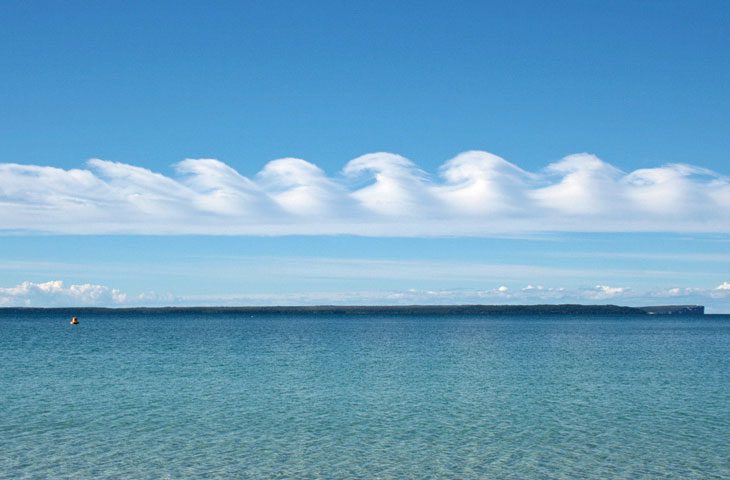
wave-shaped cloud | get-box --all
[1,151,729,235]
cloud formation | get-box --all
[1,151,729,235]
[0,281,127,307]
[2,280,729,310]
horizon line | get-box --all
[0,304,706,315]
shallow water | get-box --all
[1,311,729,479]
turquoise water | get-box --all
[1,311,729,479]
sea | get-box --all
[1,310,729,479]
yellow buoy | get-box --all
[70,316,79,325]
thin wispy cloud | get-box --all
[1,151,729,235]
[547,252,730,263]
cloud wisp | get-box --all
[1,151,729,235]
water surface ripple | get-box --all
[1,312,729,478]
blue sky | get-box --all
[1,1,729,310]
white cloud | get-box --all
[0,280,182,307]
[709,282,730,300]
[582,285,627,300]
[343,152,433,217]
[0,281,127,307]
[532,153,623,215]
[1,151,729,235]
[434,151,533,215]
[3,280,730,310]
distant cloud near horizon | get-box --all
[2,280,730,310]
[0,280,127,307]
[1,151,729,235]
